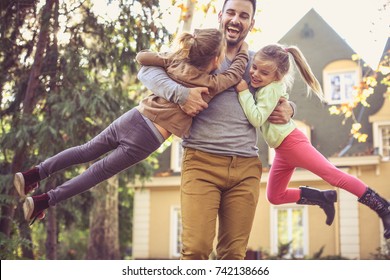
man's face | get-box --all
[218,0,255,47]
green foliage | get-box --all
[29,221,47,260]
[56,224,89,260]
[0,231,32,260]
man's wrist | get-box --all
[177,87,190,106]
[289,101,297,118]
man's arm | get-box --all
[137,66,208,116]
[137,66,189,105]
[268,98,296,124]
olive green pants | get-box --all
[180,148,262,260]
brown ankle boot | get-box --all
[23,193,49,225]
[14,167,41,198]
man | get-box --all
[138,0,294,259]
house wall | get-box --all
[133,183,181,259]
[149,187,180,259]
[132,188,150,259]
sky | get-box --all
[191,0,390,69]
[250,0,389,68]
[93,0,389,68]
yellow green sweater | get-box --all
[238,81,296,148]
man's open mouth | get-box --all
[227,26,240,36]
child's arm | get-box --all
[205,42,249,99]
[167,42,249,103]
[237,83,284,128]
[136,50,166,67]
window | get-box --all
[373,122,390,161]
[170,136,183,172]
[379,124,390,161]
[328,72,355,102]
[323,60,361,104]
[271,205,308,258]
[170,206,182,258]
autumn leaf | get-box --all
[329,106,340,115]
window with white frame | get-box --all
[170,136,183,172]
[170,206,182,258]
[323,60,361,105]
[373,121,390,161]
[271,205,308,258]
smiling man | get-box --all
[138,0,294,260]
[220,0,254,48]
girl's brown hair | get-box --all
[255,44,324,101]
[166,28,225,70]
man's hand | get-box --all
[268,97,293,124]
[180,87,209,117]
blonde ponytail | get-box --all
[169,33,196,61]
[286,46,325,102]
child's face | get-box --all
[249,56,278,88]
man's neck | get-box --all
[226,42,243,61]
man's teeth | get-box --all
[228,27,239,33]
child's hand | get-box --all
[235,80,248,93]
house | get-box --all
[130,9,390,260]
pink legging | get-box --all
[267,128,367,205]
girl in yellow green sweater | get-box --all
[235,44,389,239]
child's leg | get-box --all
[15,113,125,198]
[38,115,124,180]
[269,130,338,225]
[267,151,300,204]
[282,129,367,198]
[46,109,163,206]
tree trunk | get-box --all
[87,176,120,259]
[0,0,55,243]
[45,179,57,260]
[17,203,34,259]
[23,0,55,114]
[45,0,59,260]
[181,0,195,32]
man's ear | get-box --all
[249,18,255,32]
[217,11,222,24]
